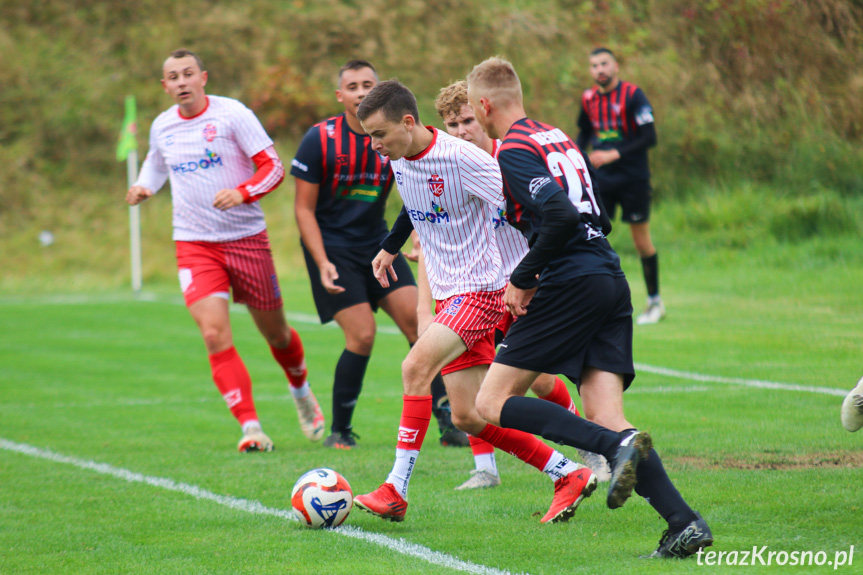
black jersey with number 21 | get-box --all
[497,118,623,285]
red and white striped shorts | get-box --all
[434,288,505,375]
[175,230,283,311]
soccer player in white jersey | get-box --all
[126,49,324,452]
[432,81,612,489]
[351,80,596,524]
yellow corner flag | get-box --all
[116,95,137,162]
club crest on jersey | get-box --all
[395,170,404,186]
[407,201,450,224]
[378,152,389,164]
[492,208,508,230]
[611,103,621,116]
[203,123,217,142]
[443,295,465,316]
[326,124,336,139]
[336,154,349,169]
[427,174,445,197]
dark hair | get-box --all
[590,47,616,60]
[339,59,377,81]
[169,49,205,71]
[356,80,420,124]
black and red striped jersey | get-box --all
[577,81,655,188]
[291,113,395,247]
[497,118,622,284]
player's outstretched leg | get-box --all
[475,423,597,523]
[534,375,611,481]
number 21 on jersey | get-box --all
[545,149,600,216]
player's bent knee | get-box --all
[401,355,434,395]
[449,406,483,433]
[474,390,502,426]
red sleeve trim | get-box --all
[237,145,285,203]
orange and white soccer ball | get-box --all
[291,468,353,528]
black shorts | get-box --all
[600,181,652,224]
[302,243,416,323]
[494,274,635,390]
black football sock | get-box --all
[430,372,448,416]
[641,252,659,298]
[634,447,698,529]
[331,349,369,433]
[499,395,621,455]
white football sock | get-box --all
[290,381,310,399]
[386,448,420,498]
[474,452,498,474]
[543,451,578,481]
[241,420,261,434]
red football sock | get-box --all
[396,395,433,451]
[269,327,307,389]
[477,423,553,471]
[539,376,581,416]
[209,346,257,426]
[469,435,495,456]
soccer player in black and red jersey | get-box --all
[291,60,462,448]
[467,57,713,558]
[577,48,664,325]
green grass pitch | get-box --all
[0,258,860,574]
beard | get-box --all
[596,74,613,88]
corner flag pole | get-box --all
[127,150,142,292]
[117,95,142,292]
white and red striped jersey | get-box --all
[489,138,529,277]
[393,128,505,300]
[136,95,282,242]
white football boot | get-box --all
[840,376,863,432]
[237,424,274,453]
[637,299,666,325]
[455,469,501,490]
[293,389,325,441]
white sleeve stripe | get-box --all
[246,147,284,196]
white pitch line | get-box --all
[0,438,526,575]
[0,293,848,394]
[635,363,847,397]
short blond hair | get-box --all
[434,81,469,120]
[466,57,522,106]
